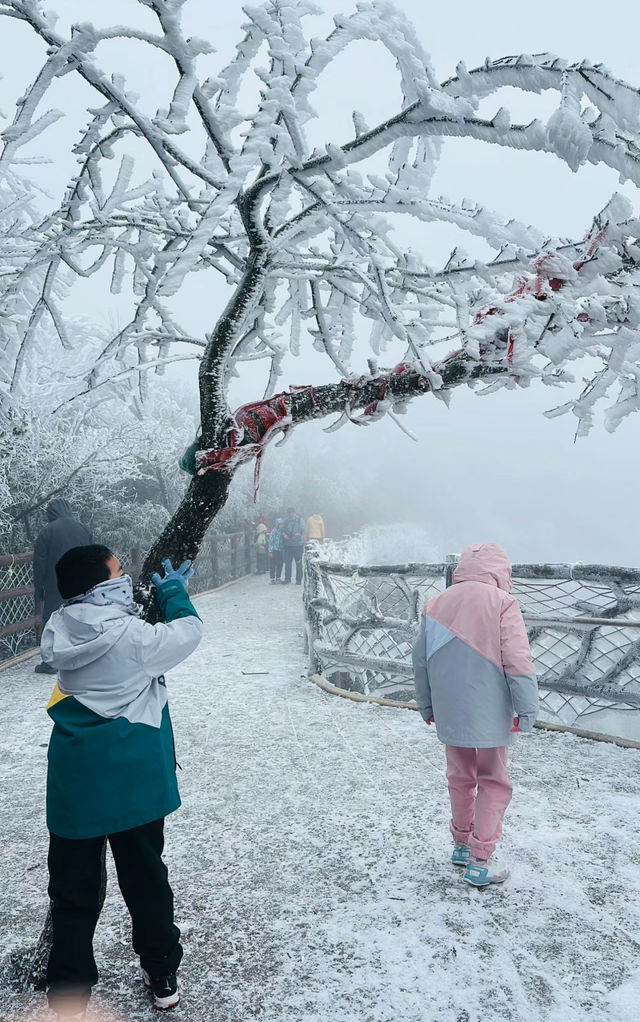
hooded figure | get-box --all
[33,499,93,626]
[32,500,93,674]
[413,543,539,748]
[412,543,539,886]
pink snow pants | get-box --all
[445,746,512,860]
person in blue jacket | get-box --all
[282,507,306,584]
[40,545,203,1018]
[268,518,285,583]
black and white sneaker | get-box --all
[142,968,180,1010]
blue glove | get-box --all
[151,557,194,591]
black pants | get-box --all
[283,546,302,583]
[269,551,283,580]
[47,818,182,1008]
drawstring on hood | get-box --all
[452,543,512,593]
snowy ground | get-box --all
[2,576,640,1022]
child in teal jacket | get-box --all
[41,545,202,1018]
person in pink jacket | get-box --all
[412,543,539,887]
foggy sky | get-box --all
[1,0,640,565]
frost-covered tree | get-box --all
[0,169,48,423]
[6,0,640,989]
[2,0,640,587]
[0,382,195,552]
[0,231,197,553]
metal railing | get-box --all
[0,554,40,662]
[0,531,255,664]
[303,546,640,736]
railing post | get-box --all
[303,542,322,670]
[222,535,230,582]
[232,532,239,579]
[244,528,252,574]
[129,547,142,584]
[0,553,39,662]
[445,552,459,588]
[210,535,219,588]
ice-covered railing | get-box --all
[302,546,640,739]
[0,554,38,662]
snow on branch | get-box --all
[194,346,502,494]
[2,0,640,440]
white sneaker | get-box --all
[463,856,509,887]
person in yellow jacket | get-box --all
[306,514,326,541]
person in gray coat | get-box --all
[32,499,92,674]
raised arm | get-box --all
[138,563,203,678]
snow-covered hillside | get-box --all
[322,524,444,565]
[1,577,639,1021]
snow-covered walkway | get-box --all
[2,576,640,1022]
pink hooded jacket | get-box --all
[412,543,538,747]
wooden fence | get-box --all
[0,530,255,664]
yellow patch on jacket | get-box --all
[47,683,70,710]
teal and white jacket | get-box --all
[41,581,203,839]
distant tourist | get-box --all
[282,507,305,585]
[32,499,92,674]
[254,522,269,574]
[268,518,285,583]
[412,543,539,888]
[306,513,326,541]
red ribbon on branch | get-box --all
[195,363,428,496]
[473,231,610,365]
[360,362,419,417]
[196,386,319,497]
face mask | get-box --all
[65,574,142,617]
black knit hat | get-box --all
[55,544,113,600]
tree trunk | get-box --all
[23,514,33,545]
[1,843,107,993]
[198,248,268,441]
[138,469,232,613]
